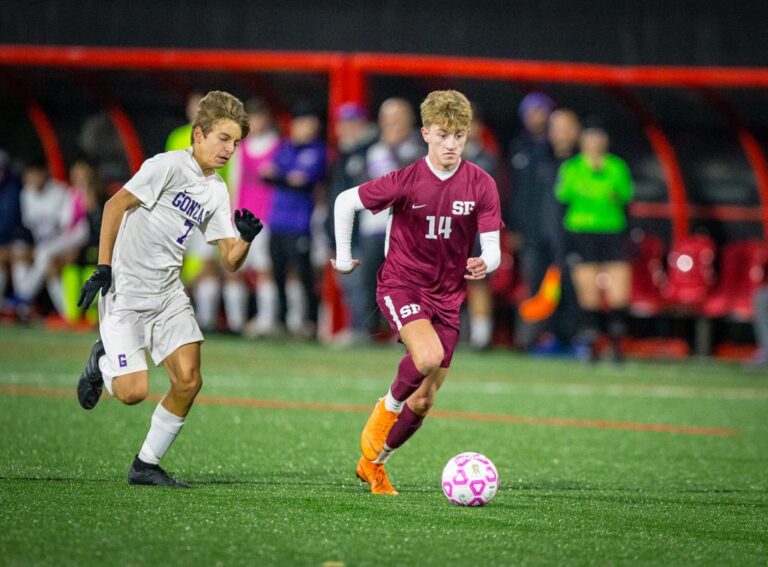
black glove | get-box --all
[234,208,263,243]
[77,265,112,308]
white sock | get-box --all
[256,278,277,330]
[98,355,113,395]
[18,251,51,302]
[138,403,185,465]
[194,277,220,329]
[223,281,247,332]
[46,276,65,316]
[384,389,404,414]
[470,315,493,348]
[11,261,30,299]
[286,278,305,332]
[373,444,396,464]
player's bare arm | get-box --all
[216,237,250,272]
[331,186,365,274]
[217,208,263,272]
[98,188,142,266]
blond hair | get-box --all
[190,91,250,143]
[420,90,472,132]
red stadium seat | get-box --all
[629,231,667,316]
[703,241,742,318]
[730,241,765,320]
[663,234,716,309]
[703,240,765,320]
[489,236,528,306]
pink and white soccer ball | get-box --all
[441,452,499,506]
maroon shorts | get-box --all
[377,286,460,368]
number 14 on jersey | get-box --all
[425,215,453,240]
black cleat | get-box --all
[77,339,105,410]
[128,456,189,488]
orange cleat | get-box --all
[360,398,399,461]
[356,457,399,495]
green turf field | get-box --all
[1,325,767,566]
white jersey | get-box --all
[114,149,236,296]
[20,179,72,244]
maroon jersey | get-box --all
[359,158,503,313]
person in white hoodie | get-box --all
[12,160,86,318]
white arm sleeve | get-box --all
[479,230,501,274]
[334,186,367,271]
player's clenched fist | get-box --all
[77,264,112,308]
[331,258,360,274]
[234,208,263,242]
[464,257,488,280]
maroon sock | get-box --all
[385,405,425,449]
[389,354,427,402]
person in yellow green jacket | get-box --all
[555,117,633,362]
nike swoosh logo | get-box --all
[411,204,427,209]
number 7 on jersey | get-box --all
[176,219,195,245]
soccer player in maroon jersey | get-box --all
[332,90,503,495]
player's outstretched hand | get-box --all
[234,208,263,243]
[331,258,360,275]
[464,257,488,280]
[77,264,112,308]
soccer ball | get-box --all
[441,452,499,506]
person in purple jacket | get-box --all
[262,102,326,337]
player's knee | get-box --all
[173,372,203,400]
[115,380,148,405]
[412,346,444,376]
[408,395,434,416]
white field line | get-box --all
[2,371,768,401]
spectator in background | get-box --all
[79,113,128,183]
[556,118,633,362]
[550,109,581,163]
[507,92,557,350]
[360,98,425,337]
[61,159,106,325]
[541,109,582,350]
[226,97,281,337]
[327,102,378,345]
[165,92,204,153]
[263,102,326,337]
[0,150,22,312]
[11,160,85,318]
[464,109,500,349]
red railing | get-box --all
[2,44,768,243]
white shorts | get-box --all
[244,225,271,272]
[98,287,204,376]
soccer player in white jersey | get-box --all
[75,91,263,487]
[332,91,503,494]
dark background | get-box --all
[2,0,767,66]
[2,0,767,243]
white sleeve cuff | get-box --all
[334,186,366,267]
[479,230,501,274]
